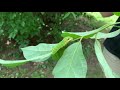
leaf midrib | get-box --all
[22,49,52,52]
[66,42,80,77]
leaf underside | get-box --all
[53,42,87,78]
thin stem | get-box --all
[71,37,81,42]
[95,33,98,40]
[80,37,83,42]
[113,26,120,28]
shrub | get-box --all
[0,12,85,49]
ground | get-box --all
[0,12,118,78]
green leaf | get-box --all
[71,12,77,20]
[41,12,45,15]
[62,23,119,39]
[61,31,80,39]
[21,21,25,27]
[53,42,87,78]
[21,43,56,62]
[52,47,66,61]
[52,37,73,55]
[0,59,29,68]
[91,29,120,39]
[94,40,115,78]
[113,12,120,16]
[0,22,4,27]
[62,12,71,20]
[29,53,52,62]
[0,30,3,35]
[8,29,18,39]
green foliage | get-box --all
[61,22,116,39]
[52,42,87,78]
[21,43,56,62]
[1,12,120,78]
[52,36,73,55]
[0,59,29,68]
[51,36,73,61]
[94,40,115,78]
[113,12,120,16]
[52,47,66,61]
[91,29,120,39]
[0,12,42,48]
[0,12,84,49]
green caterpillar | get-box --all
[52,36,73,55]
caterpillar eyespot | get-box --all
[52,37,73,55]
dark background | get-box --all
[0,0,119,11]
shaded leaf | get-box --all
[52,47,66,61]
[62,12,71,20]
[71,12,77,20]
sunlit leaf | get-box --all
[21,43,56,62]
[61,31,80,39]
[94,40,115,78]
[91,29,120,39]
[0,59,29,68]
[113,12,120,16]
[62,22,120,39]
[53,42,87,78]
